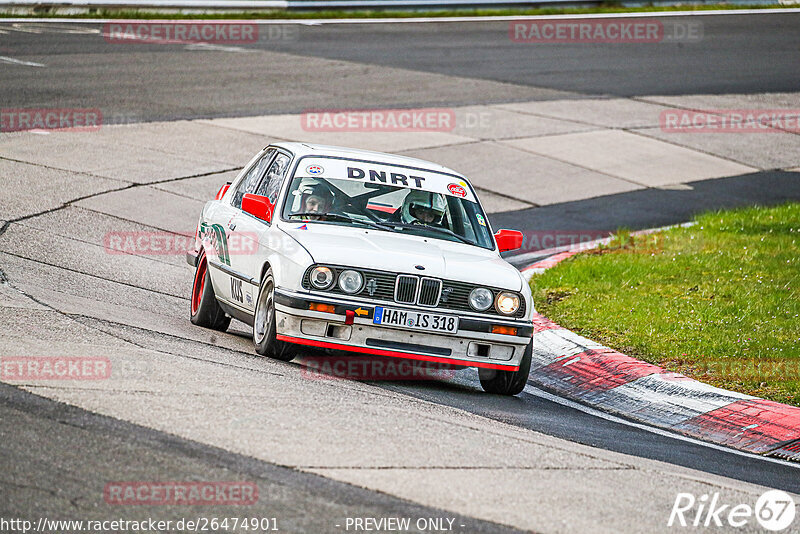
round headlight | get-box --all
[338,270,363,294]
[469,288,493,311]
[495,292,520,315]
[310,266,334,290]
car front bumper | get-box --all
[273,289,532,370]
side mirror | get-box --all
[242,193,274,223]
[214,182,231,200]
[494,229,523,252]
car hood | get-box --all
[280,222,522,291]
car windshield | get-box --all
[281,160,495,250]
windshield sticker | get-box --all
[447,183,467,198]
[347,166,426,188]
[476,214,486,226]
[295,158,477,202]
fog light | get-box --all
[309,303,335,313]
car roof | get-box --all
[270,142,466,179]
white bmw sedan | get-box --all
[187,142,534,395]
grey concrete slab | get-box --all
[641,92,800,110]
[18,282,256,359]
[199,114,474,154]
[309,466,774,534]
[75,186,205,235]
[14,205,188,269]
[498,98,675,129]
[0,251,255,360]
[92,155,234,185]
[0,158,124,221]
[0,250,186,323]
[0,223,188,299]
[0,307,128,348]
[0,284,48,311]
[153,169,241,203]
[472,189,533,214]
[0,386,521,534]
[450,105,595,141]
[634,126,800,171]
[403,141,640,206]
[89,120,269,166]
[504,130,757,187]
[0,131,232,184]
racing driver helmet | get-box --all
[400,190,446,225]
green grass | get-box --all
[531,203,800,406]
[1,3,793,20]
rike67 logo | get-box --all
[669,490,796,531]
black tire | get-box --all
[190,250,231,331]
[479,339,532,395]
[253,269,296,361]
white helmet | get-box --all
[401,190,446,225]
[295,179,334,214]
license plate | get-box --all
[373,306,458,334]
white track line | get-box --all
[0,8,799,24]
[0,55,45,66]
[524,383,800,471]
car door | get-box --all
[227,149,293,313]
[207,148,275,308]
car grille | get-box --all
[302,265,525,317]
[395,275,418,304]
[418,278,442,307]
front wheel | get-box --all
[253,269,296,362]
[190,250,231,332]
[479,339,532,395]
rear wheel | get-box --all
[253,269,296,362]
[190,250,231,331]
[479,339,532,395]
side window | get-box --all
[232,149,274,209]
[255,152,291,204]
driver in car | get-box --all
[400,190,447,226]
[294,181,335,221]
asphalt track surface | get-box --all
[1,13,800,121]
[2,13,800,532]
[0,383,523,534]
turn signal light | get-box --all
[309,303,336,314]
[491,325,518,336]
